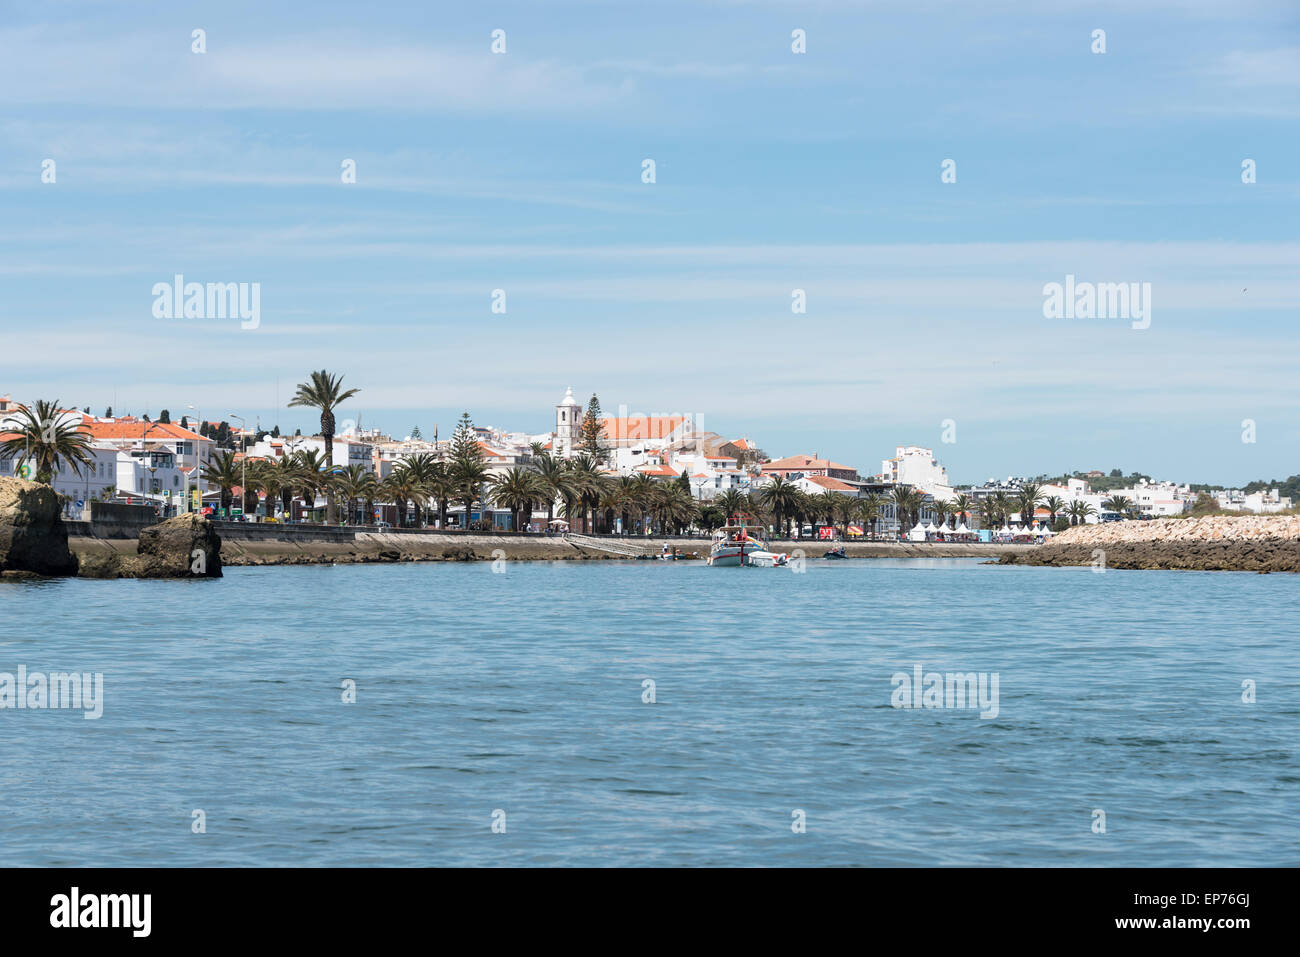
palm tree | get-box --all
[334,464,374,525]
[931,498,953,530]
[490,467,544,532]
[0,399,94,484]
[200,450,240,512]
[951,493,973,530]
[715,488,749,525]
[288,370,361,523]
[989,491,1012,528]
[858,494,885,540]
[533,453,568,530]
[1102,495,1132,519]
[810,489,837,528]
[291,449,327,521]
[567,453,605,534]
[1042,495,1066,529]
[760,475,800,537]
[890,484,917,535]
[1017,483,1044,527]
[1067,500,1096,527]
[835,494,858,537]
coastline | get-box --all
[68,527,1034,566]
[999,515,1300,572]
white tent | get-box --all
[1039,525,1054,536]
[925,522,940,534]
[908,521,928,542]
[999,525,1012,535]
[954,522,972,536]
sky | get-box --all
[1,0,1296,486]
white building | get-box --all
[881,446,954,499]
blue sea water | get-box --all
[1,558,1296,867]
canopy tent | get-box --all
[907,521,928,542]
[954,522,972,535]
[924,522,940,534]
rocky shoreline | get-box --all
[999,516,1300,572]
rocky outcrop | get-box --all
[78,513,223,578]
[0,476,78,577]
[1000,516,1300,572]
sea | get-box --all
[2,557,1296,866]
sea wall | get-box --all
[68,523,1033,566]
[999,516,1300,572]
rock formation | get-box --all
[0,476,78,577]
[1001,515,1300,572]
[78,513,223,579]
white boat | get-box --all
[707,525,770,566]
[746,549,789,567]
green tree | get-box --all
[0,399,94,484]
[288,369,361,523]
[449,412,488,529]
[578,394,606,463]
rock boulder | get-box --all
[128,513,223,578]
[0,476,78,577]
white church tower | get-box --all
[555,386,581,457]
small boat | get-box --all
[747,549,789,567]
[707,524,769,567]
[823,546,847,559]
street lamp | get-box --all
[228,413,246,520]
[187,404,201,515]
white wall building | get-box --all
[881,446,954,499]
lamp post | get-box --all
[187,404,201,514]
[228,413,246,520]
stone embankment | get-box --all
[70,526,1031,566]
[999,516,1300,572]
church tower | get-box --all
[555,386,581,457]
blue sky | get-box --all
[1,0,1296,485]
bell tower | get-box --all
[555,386,580,457]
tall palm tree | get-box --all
[931,498,953,530]
[287,370,361,523]
[0,399,93,484]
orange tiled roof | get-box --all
[803,475,857,492]
[601,416,686,442]
[763,454,854,472]
[79,418,206,442]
